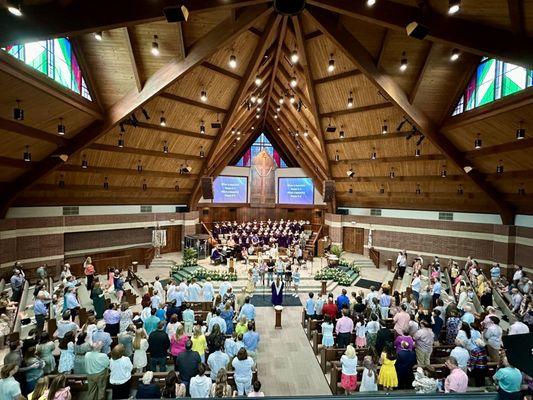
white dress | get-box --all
[359,368,378,392]
[120,309,133,332]
[133,338,149,370]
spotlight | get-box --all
[137,160,143,173]
[255,76,262,86]
[335,150,340,162]
[327,54,335,73]
[200,121,205,134]
[440,165,447,178]
[347,92,354,108]
[23,145,31,162]
[290,50,299,64]
[289,94,295,104]
[380,184,385,194]
[346,168,355,178]
[415,147,421,157]
[211,115,221,129]
[118,134,124,148]
[119,122,126,133]
[81,155,88,169]
[7,2,22,16]
[57,118,66,135]
[516,121,525,140]
[142,180,148,191]
[450,48,460,61]
[371,148,377,160]
[151,35,160,56]
[94,31,103,41]
[228,54,237,69]
[457,185,464,195]
[103,177,109,190]
[400,51,408,71]
[160,112,166,127]
[200,90,208,102]
[279,96,284,104]
[200,146,205,158]
[141,107,150,120]
[496,160,504,174]
[474,134,482,149]
[13,99,24,121]
[163,141,168,154]
[257,97,263,105]
[448,0,461,14]
[290,76,297,88]
[382,120,388,134]
[389,167,395,179]
[367,0,376,6]
[339,130,345,139]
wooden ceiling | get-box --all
[0,0,532,223]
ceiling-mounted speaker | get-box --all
[323,180,335,203]
[211,122,221,129]
[164,4,189,22]
[274,0,306,15]
[406,21,429,40]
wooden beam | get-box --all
[29,183,192,195]
[306,0,533,69]
[442,87,533,130]
[0,0,272,46]
[464,138,533,159]
[0,51,103,119]
[326,130,417,145]
[124,27,143,92]
[376,29,390,69]
[0,6,272,217]
[409,42,434,104]
[304,30,323,40]
[159,92,228,114]
[87,143,203,160]
[336,190,478,200]
[58,164,199,179]
[15,196,190,207]
[319,102,393,119]
[293,14,330,176]
[306,7,515,224]
[336,198,497,213]
[190,12,281,208]
[486,170,533,181]
[314,69,362,85]
[0,117,66,145]
[176,22,187,59]
[0,156,29,169]
[128,121,216,141]
[335,174,468,183]
[331,154,446,165]
[201,61,241,81]
[507,0,525,37]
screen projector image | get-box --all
[213,176,248,203]
[278,177,314,205]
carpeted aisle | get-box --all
[250,294,302,307]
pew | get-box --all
[462,272,483,313]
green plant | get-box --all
[182,247,198,267]
[191,267,238,282]
[330,245,343,258]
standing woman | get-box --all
[83,257,95,291]
[378,346,398,391]
[292,267,301,298]
[109,344,133,399]
[271,277,284,307]
[90,282,105,320]
[231,348,255,396]
[119,302,133,333]
[133,329,149,373]
[36,332,56,375]
[170,324,188,366]
[340,345,358,395]
[220,302,235,335]
[47,374,71,400]
[23,347,45,394]
[114,271,125,304]
[73,332,91,374]
[57,331,75,374]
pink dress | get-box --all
[170,334,188,356]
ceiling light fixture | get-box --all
[335,150,340,162]
[200,121,205,135]
[250,95,257,104]
[290,49,299,64]
[255,76,262,86]
[450,48,460,61]
[448,0,461,14]
[400,51,408,71]
[496,160,504,174]
[200,90,207,102]
[81,155,88,169]
[290,76,297,88]
[7,2,22,16]
[518,183,526,195]
[440,165,447,178]
[276,106,281,112]
[13,99,24,121]
[457,184,464,195]
[57,118,66,135]
[137,160,143,173]
[277,126,280,131]
[415,147,421,157]
[103,177,109,190]
[371,148,377,160]
[94,31,103,41]
[347,91,354,108]
[274,114,278,119]
[516,121,526,140]
[279,96,284,104]
[118,134,124,148]
[228,54,237,69]
[160,111,166,127]
[327,53,335,73]
[474,134,482,149]
[367,0,376,6]
[23,145,31,162]
[346,168,355,179]
[304,128,308,137]
[339,130,345,139]
[389,167,395,179]
[289,94,295,104]
[256,114,260,119]
[257,97,263,105]
[380,184,385,194]
[142,179,148,191]
[151,35,160,56]
[382,120,388,134]
[416,184,421,195]
[200,146,205,158]
[119,123,125,133]
[163,141,168,154]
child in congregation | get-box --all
[378,346,398,391]
[355,319,367,348]
[292,268,301,298]
[182,303,195,335]
[192,325,207,363]
[365,313,380,351]
[359,356,378,392]
[305,292,316,318]
[321,315,334,348]
[235,316,248,336]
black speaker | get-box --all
[201,176,214,200]
[406,21,429,40]
[175,206,189,213]
[323,180,335,202]
[163,4,189,22]
[502,333,533,376]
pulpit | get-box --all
[274,305,283,329]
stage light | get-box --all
[279,96,284,104]
[57,118,66,135]
[94,32,103,41]
[516,121,526,140]
[415,147,421,157]
[23,145,31,162]
[151,35,160,56]
[400,51,408,72]
[289,94,295,104]
[13,99,24,121]
[382,120,388,134]
[103,177,109,190]
[457,185,464,195]
[327,54,335,72]
[440,165,447,178]
[200,121,205,135]
[335,150,340,162]
[367,0,376,6]
[349,187,353,194]
[200,90,207,102]
[450,48,460,61]
[118,134,124,148]
[163,141,168,154]
[200,146,205,158]
[290,49,299,64]
[474,134,482,149]
[371,148,377,160]
[137,160,143,173]
[7,2,22,16]
[255,76,262,86]
[496,160,504,174]
[81,155,88,169]
[448,0,461,14]
[228,54,237,69]
[160,112,166,127]
[141,108,150,120]
[290,76,297,88]
[347,92,354,108]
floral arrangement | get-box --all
[314,268,352,286]
[330,244,344,258]
[339,259,361,274]
[192,267,238,282]
[183,247,198,267]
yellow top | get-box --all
[191,334,207,355]
[235,323,248,336]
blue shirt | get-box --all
[306,298,316,315]
[461,312,474,325]
[491,267,501,278]
[0,376,21,400]
[494,367,522,393]
[144,315,160,335]
[232,357,254,380]
[34,299,47,315]
[336,294,350,311]
[92,330,112,354]
[207,351,230,381]
[208,316,227,333]
[239,303,256,321]
[65,292,80,309]
[243,331,260,352]
[433,281,442,295]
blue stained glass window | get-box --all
[452,57,532,115]
[2,37,91,100]
[236,133,287,168]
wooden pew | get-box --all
[9,280,30,342]
[462,272,483,313]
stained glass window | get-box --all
[2,37,92,100]
[452,58,532,115]
[235,133,287,168]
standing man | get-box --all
[335,309,354,348]
[414,320,433,366]
[336,289,350,315]
[148,321,170,372]
[85,341,110,400]
[493,354,523,400]
[34,292,48,337]
[10,267,25,302]
[444,356,468,393]
[431,278,442,308]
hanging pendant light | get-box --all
[347,91,354,108]
[142,179,148,191]
[160,111,166,127]
[516,121,526,140]
[496,160,504,174]
[163,141,169,154]
[137,160,143,173]
[474,134,482,149]
[400,51,408,71]
[151,35,160,56]
[415,147,421,157]
[335,150,340,162]
[57,118,66,135]
[380,184,385,194]
[118,134,124,148]
[81,154,88,169]
[13,99,24,121]
[327,53,335,72]
[389,167,395,179]
[228,54,237,69]
[103,177,109,190]
[23,145,31,162]
[371,148,377,160]
[440,165,447,178]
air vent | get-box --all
[62,206,79,216]
[438,212,454,221]
[370,209,382,216]
[140,205,153,213]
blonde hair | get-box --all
[175,323,184,340]
[193,325,202,338]
[133,328,147,350]
[345,344,356,359]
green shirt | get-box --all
[494,367,522,393]
[144,315,160,335]
[85,350,110,374]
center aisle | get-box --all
[254,303,332,396]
